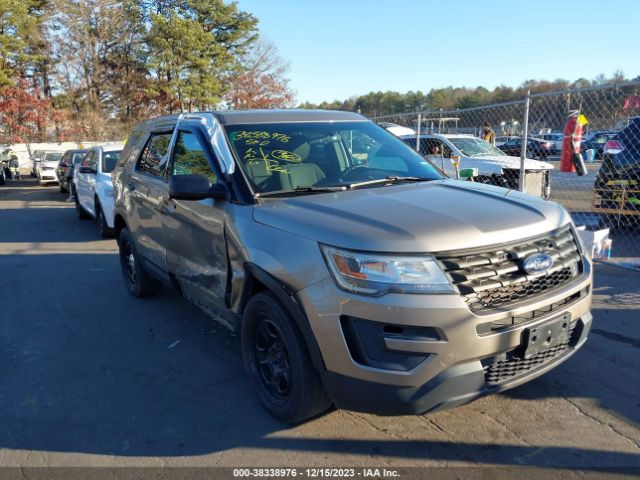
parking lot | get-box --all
[0,178,639,475]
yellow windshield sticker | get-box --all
[271,149,302,163]
[233,131,304,175]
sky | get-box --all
[236,0,640,105]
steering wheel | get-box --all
[339,164,369,181]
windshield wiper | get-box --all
[347,176,434,189]
[255,185,347,198]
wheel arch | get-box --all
[239,263,326,372]
[113,213,128,245]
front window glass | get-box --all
[102,151,121,173]
[72,152,86,164]
[224,122,442,194]
[448,137,506,157]
[80,151,94,167]
[171,131,217,183]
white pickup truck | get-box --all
[400,133,554,198]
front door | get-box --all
[77,150,97,216]
[163,127,229,316]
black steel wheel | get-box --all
[254,317,292,403]
[118,228,160,297]
[242,292,331,423]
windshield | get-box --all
[224,121,442,195]
[43,152,62,162]
[102,151,121,173]
[448,137,506,157]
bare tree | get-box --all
[227,39,295,109]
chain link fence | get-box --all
[374,81,640,260]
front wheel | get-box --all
[118,228,161,297]
[241,292,331,423]
[75,192,90,219]
[96,202,113,238]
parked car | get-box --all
[112,110,592,423]
[494,135,514,147]
[30,150,47,177]
[537,132,563,153]
[594,117,640,223]
[0,158,8,185]
[36,152,63,185]
[399,133,553,198]
[57,149,89,193]
[377,121,416,137]
[582,131,617,159]
[498,136,554,159]
[74,144,123,237]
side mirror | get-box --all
[78,166,96,174]
[169,174,228,201]
[584,148,597,163]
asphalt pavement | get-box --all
[0,179,638,476]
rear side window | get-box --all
[171,131,217,183]
[138,133,172,178]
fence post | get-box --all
[519,90,531,192]
[415,112,421,152]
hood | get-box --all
[42,160,59,168]
[470,154,554,171]
[253,180,570,253]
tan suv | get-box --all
[112,110,592,423]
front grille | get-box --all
[476,288,587,335]
[436,226,582,313]
[483,322,580,385]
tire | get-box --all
[118,228,161,297]
[75,192,91,219]
[241,291,331,423]
[95,202,113,238]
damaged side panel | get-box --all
[225,204,332,317]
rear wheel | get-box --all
[118,228,161,297]
[242,292,331,423]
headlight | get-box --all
[320,245,454,296]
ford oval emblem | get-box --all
[522,252,554,274]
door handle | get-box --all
[126,183,136,192]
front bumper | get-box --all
[39,170,58,182]
[298,256,592,415]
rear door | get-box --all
[163,126,229,314]
[127,131,173,273]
